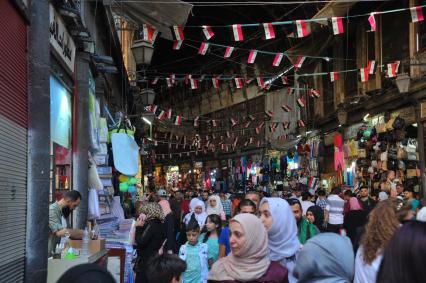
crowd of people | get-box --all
[133,185,426,283]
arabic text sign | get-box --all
[49,4,76,74]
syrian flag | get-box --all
[298,120,306,127]
[255,127,261,134]
[142,24,158,43]
[212,78,219,89]
[367,60,376,74]
[282,104,292,112]
[235,77,243,89]
[273,53,284,67]
[166,109,172,119]
[152,77,159,85]
[202,25,215,40]
[296,20,310,37]
[387,61,400,78]
[265,110,274,118]
[410,6,424,23]
[224,46,235,58]
[246,78,254,84]
[282,122,290,130]
[221,144,226,151]
[190,78,198,89]
[157,110,167,120]
[297,97,306,108]
[287,87,294,95]
[360,68,369,82]
[171,25,185,41]
[226,131,231,138]
[232,24,244,41]
[309,89,320,98]
[212,120,218,127]
[294,56,306,69]
[147,105,157,113]
[173,41,183,50]
[258,121,265,128]
[281,75,289,85]
[198,42,209,55]
[194,116,200,127]
[269,123,277,133]
[166,78,173,88]
[249,137,254,144]
[263,23,275,40]
[230,118,238,127]
[368,13,376,32]
[244,121,251,128]
[247,50,258,64]
[233,137,239,148]
[330,71,339,82]
[257,77,265,88]
[331,17,344,35]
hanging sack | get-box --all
[88,160,103,191]
[375,123,387,134]
[111,133,139,176]
[392,116,406,130]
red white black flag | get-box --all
[296,20,310,37]
[265,110,274,118]
[247,50,258,64]
[273,53,284,67]
[212,78,219,89]
[331,17,344,35]
[198,42,209,55]
[224,46,234,58]
[294,56,306,69]
[190,78,198,89]
[171,25,185,41]
[368,13,376,32]
[410,6,424,23]
[234,77,244,89]
[263,23,275,40]
[202,25,215,40]
[330,71,339,82]
[282,104,292,112]
[173,41,183,50]
[232,24,244,41]
[142,24,158,43]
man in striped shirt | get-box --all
[326,188,345,234]
[220,192,232,219]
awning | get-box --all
[110,0,193,40]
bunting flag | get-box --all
[257,77,265,88]
[235,77,244,89]
[230,118,238,127]
[265,110,274,118]
[281,75,289,85]
[294,56,306,69]
[232,24,244,41]
[308,89,319,98]
[298,120,306,127]
[360,68,369,82]
[249,137,254,144]
[147,105,157,113]
[410,6,424,22]
[174,116,182,126]
[166,109,172,119]
[166,78,173,88]
[258,121,265,128]
[287,87,294,95]
[153,140,158,146]
[226,131,231,138]
[368,13,376,32]
[194,116,200,127]
[273,53,284,67]
[257,140,261,147]
[157,110,167,120]
[152,77,159,85]
[297,97,306,108]
[264,83,272,90]
[247,50,258,64]
[296,20,310,37]
[330,71,339,82]
[171,25,185,41]
[248,114,255,121]
[221,144,226,150]
[175,143,179,149]
[244,121,251,128]
[263,23,275,39]
[246,78,254,84]
[233,137,239,147]
[224,46,235,58]
[190,78,198,89]
[386,61,400,78]
[282,122,290,130]
[244,141,249,147]
[173,41,183,50]
[198,42,209,55]
[142,24,158,43]
[269,123,277,133]
[282,104,292,112]
[212,78,219,88]
[202,25,215,40]
[255,127,261,134]
[367,60,376,74]
[331,17,344,35]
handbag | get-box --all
[388,144,398,160]
[407,169,417,178]
[397,147,407,160]
[406,160,417,169]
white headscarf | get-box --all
[185,198,207,227]
[260,197,300,260]
[417,207,426,222]
[209,214,270,281]
[206,195,224,216]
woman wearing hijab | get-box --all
[294,233,354,283]
[259,198,300,283]
[134,202,166,283]
[206,195,226,221]
[184,198,208,229]
[159,199,176,254]
[306,205,324,232]
[209,213,288,283]
[343,197,367,246]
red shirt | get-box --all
[181,199,190,214]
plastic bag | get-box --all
[111,133,139,176]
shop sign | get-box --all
[344,122,364,140]
[49,4,76,74]
[391,106,415,125]
[50,76,72,149]
[194,161,203,168]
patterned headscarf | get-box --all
[139,202,165,221]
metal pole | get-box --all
[415,103,426,199]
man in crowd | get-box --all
[343,189,354,217]
[200,190,209,209]
[288,198,318,244]
[300,191,314,217]
[396,182,405,199]
[48,190,84,256]
[244,190,261,211]
[220,192,233,219]
[358,186,376,215]
[326,187,345,234]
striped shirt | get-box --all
[221,199,232,216]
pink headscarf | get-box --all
[208,214,270,281]
[158,199,172,216]
[349,197,362,211]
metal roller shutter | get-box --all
[0,1,28,282]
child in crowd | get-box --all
[179,220,209,283]
[201,214,222,268]
[146,254,187,283]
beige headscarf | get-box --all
[208,213,270,282]
[206,195,224,216]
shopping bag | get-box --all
[111,133,139,176]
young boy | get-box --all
[178,220,209,283]
[146,254,187,283]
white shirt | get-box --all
[354,245,383,283]
[326,194,345,225]
[301,201,314,216]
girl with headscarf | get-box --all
[206,195,226,221]
[306,205,324,232]
[184,198,208,229]
[343,197,367,247]
[159,199,176,254]
[294,233,354,283]
[134,202,166,283]
[259,198,300,283]
[209,213,288,283]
